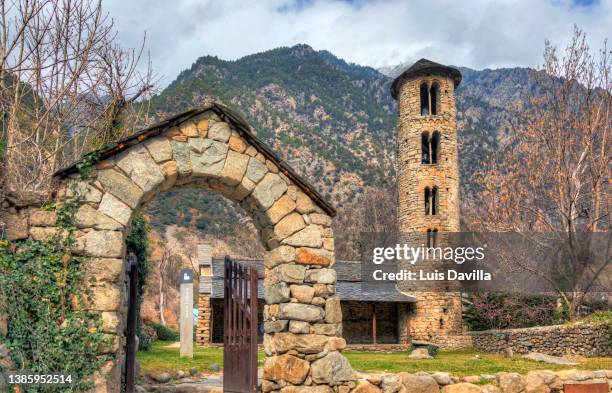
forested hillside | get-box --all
[144,45,538,257]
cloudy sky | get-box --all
[104,0,611,87]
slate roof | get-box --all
[202,258,416,303]
[390,58,462,99]
[53,102,336,216]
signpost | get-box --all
[179,268,194,358]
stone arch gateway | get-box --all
[5,103,355,392]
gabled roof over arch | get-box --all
[54,102,336,216]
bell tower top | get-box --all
[390,58,462,100]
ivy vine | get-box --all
[0,153,113,392]
[125,214,151,351]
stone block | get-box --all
[190,139,228,177]
[195,116,209,136]
[325,336,346,351]
[274,213,305,239]
[90,283,121,311]
[296,192,317,214]
[98,193,132,226]
[220,150,249,186]
[399,374,439,393]
[97,169,143,209]
[161,161,178,190]
[305,268,337,285]
[264,320,288,333]
[144,136,173,163]
[325,296,342,323]
[228,134,246,152]
[69,181,103,203]
[295,247,332,266]
[171,140,192,177]
[246,157,268,183]
[310,213,332,227]
[263,354,310,384]
[208,122,231,142]
[290,285,315,303]
[84,258,124,284]
[310,351,355,384]
[289,320,310,334]
[75,205,122,230]
[77,230,124,258]
[252,173,287,210]
[265,282,290,304]
[180,121,198,137]
[231,175,256,201]
[116,144,165,195]
[270,264,306,284]
[441,383,482,393]
[266,195,296,224]
[524,373,549,393]
[265,332,328,354]
[281,225,322,247]
[264,245,296,268]
[353,381,383,393]
[279,303,324,322]
[280,386,334,393]
[496,373,525,393]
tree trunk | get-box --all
[159,272,166,326]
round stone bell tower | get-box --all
[391,59,463,343]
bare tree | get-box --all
[334,187,397,260]
[157,240,180,327]
[0,0,155,201]
[468,27,611,319]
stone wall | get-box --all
[470,323,611,357]
[196,294,212,346]
[350,368,612,393]
[429,334,473,350]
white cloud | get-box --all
[103,0,612,87]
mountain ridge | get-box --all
[144,44,536,257]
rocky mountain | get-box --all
[144,45,538,256]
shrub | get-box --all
[138,323,158,351]
[150,322,180,341]
[463,292,564,330]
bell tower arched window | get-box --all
[419,81,441,116]
[431,131,440,164]
[430,83,439,115]
[427,228,438,247]
[421,132,430,164]
[421,131,441,164]
[424,186,438,215]
[420,83,429,116]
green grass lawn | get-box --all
[344,348,612,375]
[136,341,264,376]
[138,342,611,377]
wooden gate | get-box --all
[223,256,259,393]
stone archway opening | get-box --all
[42,103,355,392]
